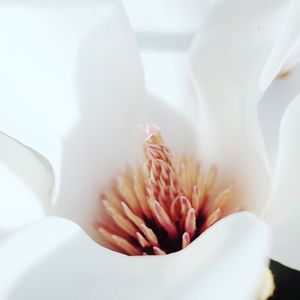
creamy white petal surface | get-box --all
[0,133,49,229]
[190,0,300,211]
[189,0,300,269]
[36,2,197,236]
[188,0,292,213]
[257,1,300,170]
[0,1,199,239]
[259,1,300,89]
[122,0,214,122]
[0,12,60,228]
[0,1,274,299]
[0,3,64,225]
[122,0,213,33]
[263,94,300,269]
[259,64,300,169]
[0,1,145,229]
[0,212,270,300]
[281,38,300,72]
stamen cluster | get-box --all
[95,125,235,255]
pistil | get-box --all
[95,124,237,255]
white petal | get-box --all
[122,0,214,33]
[122,0,214,123]
[259,64,300,169]
[260,1,300,88]
[138,94,199,155]
[0,2,124,217]
[40,3,199,236]
[55,90,199,239]
[0,2,199,237]
[280,38,300,72]
[140,51,198,122]
[189,0,298,213]
[0,3,65,214]
[0,133,49,229]
[0,212,270,300]
[170,212,271,300]
[47,5,144,233]
[258,0,300,169]
[0,2,142,227]
[264,94,300,270]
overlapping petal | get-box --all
[189,0,300,270]
[259,64,300,168]
[0,212,270,300]
[263,94,300,269]
[1,1,297,298]
[0,1,200,241]
[258,0,300,169]
[122,0,215,121]
[189,0,297,213]
[0,133,49,229]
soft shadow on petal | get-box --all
[264,94,300,270]
[0,4,66,202]
[189,0,295,213]
[258,1,300,170]
[123,0,215,123]
[140,51,198,123]
[48,1,200,241]
[259,2,300,89]
[0,2,113,219]
[0,2,141,232]
[168,212,271,300]
[48,3,145,238]
[138,94,198,156]
[259,64,300,169]
[55,90,199,243]
[0,133,49,229]
[0,1,199,240]
[279,38,300,73]
[0,217,171,300]
[122,0,214,33]
[0,213,270,300]
[0,100,61,227]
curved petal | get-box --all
[122,0,214,123]
[55,91,199,240]
[35,2,200,239]
[0,1,142,230]
[264,94,300,270]
[137,94,198,156]
[258,63,300,169]
[0,1,200,239]
[43,2,146,234]
[188,0,298,213]
[0,2,65,219]
[169,212,271,300]
[0,133,49,229]
[280,38,300,72]
[259,1,300,89]
[0,2,121,219]
[139,50,198,122]
[0,212,270,300]
[122,0,214,33]
[258,0,300,170]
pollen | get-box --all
[94,124,238,256]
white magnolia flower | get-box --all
[0,0,299,299]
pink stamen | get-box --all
[153,246,166,255]
[151,200,177,239]
[95,125,239,256]
[185,208,196,238]
[182,232,191,249]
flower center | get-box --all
[94,124,238,255]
